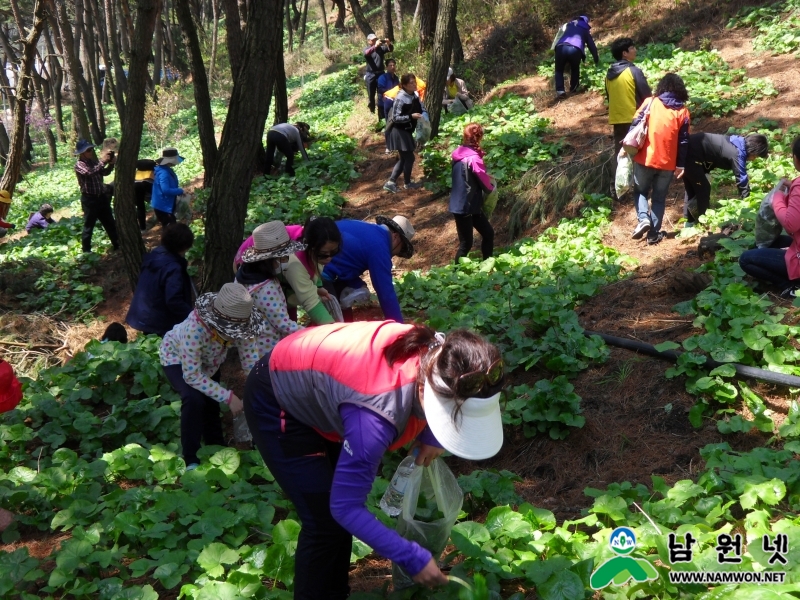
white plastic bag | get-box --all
[321,295,344,322]
[615,148,633,197]
[449,97,468,116]
[391,458,464,590]
[415,113,432,150]
[175,193,193,223]
[755,183,784,249]
[551,22,568,50]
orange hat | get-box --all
[0,190,11,204]
[0,359,22,413]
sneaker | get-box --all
[631,220,651,239]
[404,182,423,190]
[185,463,199,471]
[555,92,566,101]
[780,286,799,300]
[383,181,398,193]
[647,230,667,245]
[384,148,392,155]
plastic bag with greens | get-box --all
[391,458,463,590]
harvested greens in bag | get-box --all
[415,113,432,150]
[755,183,784,249]
[615,148,633,197]
[392,458,464,590]
[483,177,499,219]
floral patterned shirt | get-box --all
[239,279,301,372]
[159,310,246,403]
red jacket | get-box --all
[772,177,800,280]
[0,359,22,413]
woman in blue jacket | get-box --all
[126,223,195,336]
[151,147,185,227]
[554,15,599,99]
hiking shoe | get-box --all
[555,92,567,101]
[383,181,398,193]
[647,230,667,245]
[384,148,392,154]
[404,182,423,190]
[780,286,800,300]
[631,220,651,239]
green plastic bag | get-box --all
[483,177,499,219]
[391,458,464,590]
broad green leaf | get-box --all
[451,522,491,558]
[536,568,584,600]
[210,448,241,476]
[197,542,241,578]
[740,479,786,509]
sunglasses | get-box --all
[317,247,340,259]
[455,358,504,397]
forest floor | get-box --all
[4,4,797,594]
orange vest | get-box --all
[633,97,690,171]
[383,77,426,102]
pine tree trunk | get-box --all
[202,0,283,293]
[51,0,93,142]
[175,0,218,187]
[238,0,248,26]
[0,0,47,195]
[298,0,309,46]
[153,2,164,87]
[425,0,455,137]
[381,0,394,41]
[348,0,374,37]
[394,0,403,36]
[417,0,437,52]
[164,1,177,66]
[316,0,329,50]
[285,0,293,52]
[118,0,134,61]
[104,0,128,109]
[223,0,243,82]
[452,23,463,64]
[80,10,106,138]
[274,48,288,124]
[0,121,10,166]
[43,23,66,141]
[116,0,160,290]
[332,0,345,31]
[210,0,219,80]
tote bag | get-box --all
[622,98,655,156]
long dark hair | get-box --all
[236,258,280,284]
[384,324,503,418]
[303,216,341,267]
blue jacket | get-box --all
[556,16,599,63]
[150,165,183,214]
[322,220,403,323]
[377,72,399,95]
[126,246,193,336]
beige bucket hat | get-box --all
[375,215,415,258]
[241,221,306,263]
[194,282,265,339]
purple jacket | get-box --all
[556,16,599,63]
[25,211,53,232]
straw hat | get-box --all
[156,147,184,166]
[0,190,11,204]
[194,283,265,340]
[422,371,503,460]
[241,221,306,263]
[375,215,415,258]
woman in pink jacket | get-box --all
[739,137,800,298]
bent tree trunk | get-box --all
[348,0,374,37]
[0,0,47,195]
[116,0,160,290]
[175,0,218,187]
[202,0,283,293]
[425,0,456,137]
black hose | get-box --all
[584,330,800,388]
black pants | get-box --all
[134,181,152,230]
[454,211,494,261]
[154,208,176,228]
[244,360,352,600]
[554,44,583,93]
[265,130,296,176]
[390,150,415,185]
[81,192,119,252]
[683,160,711,222]
[377,93,386,120]
[163,365,224,465]
[365,73,380,114]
